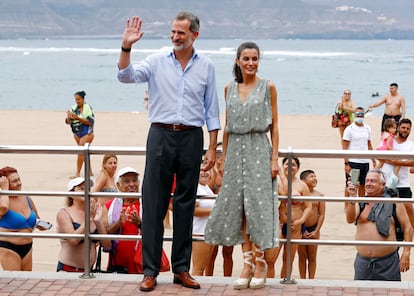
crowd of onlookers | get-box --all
[0,151,326,280]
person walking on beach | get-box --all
[205,41,279,290]
[345,169,412,281]
[65,90,95,178]
[297,169,325,279]
[342,107,376,197]
[368,83,406,133]
[117,11,220,292]
[337,90,355,141]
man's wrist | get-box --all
[121,46,132,52]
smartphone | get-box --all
[36,219,53,230]
[350,168,360,185]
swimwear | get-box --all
[397,187,412,199]
[282,223,306,236]
[354,250,400,281]
[381,114,401,132]
[69,103,94,138]
[0,196,37,230]
[56,261,85,272]
[0,241,33,259]
[305,224,317,233]
[61,208,99,243]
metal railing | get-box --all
[1,144,414,282]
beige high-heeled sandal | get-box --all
[250,249,268,289]
[233,251,254,290]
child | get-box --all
[375,118,400,178]
[297,170,325,279]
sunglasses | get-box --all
[355,112,365,117]
[344,92,351,95]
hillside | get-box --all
[1,0,414,39]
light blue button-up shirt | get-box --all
[118,49,220,132]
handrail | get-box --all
[0,144,413,281]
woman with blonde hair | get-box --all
[92,155,118,203]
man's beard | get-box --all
[399,132,409,139]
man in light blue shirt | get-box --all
[118,11,220,292]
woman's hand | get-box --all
[271,158,279,179]
[0,176,9,190]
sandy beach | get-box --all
[1,109,413,281]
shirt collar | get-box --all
[168,48,198,60]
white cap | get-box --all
[116,167,139,182]
[67,177,94,191]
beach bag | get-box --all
[331,104,351,128]
[134,240,171,273]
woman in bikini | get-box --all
[65,90,95,178]
[92,155,118,204]
[265,157,312,278]
[56,177,111,272]
[0,166,47,271]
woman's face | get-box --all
[74,95,84,107]
[104,157,118,175]
[283,160,299,176]
[237,48,259,77]
[73,183,86,201]
[7,172,22,191]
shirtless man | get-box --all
[368,83,406,133]
[345,169,412,281]
[297,170,325,279]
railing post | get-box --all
[80,143,95,279]
[280,146,297,284]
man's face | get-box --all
[303,173,317,188]
[389,85,398,95]
[170,19,198,52]
[117,173,139,193]
[398,123,411,139]
[364,172,385,197]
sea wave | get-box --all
[0,46,352,58]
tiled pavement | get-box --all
[1,272,414,295]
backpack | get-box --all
[355,202,404,241]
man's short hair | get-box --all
[390,82,399,88]
[398,118,412,128]
[367,169,386,184]
[175,11,200,32]
[300,169,315,181]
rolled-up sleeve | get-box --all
[117,63,136,83]
[204,63,221,131]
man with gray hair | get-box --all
[345,169,412,281]
[118,11,220,292]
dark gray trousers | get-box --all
[141,125,203,276]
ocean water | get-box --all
[0,38,413,116]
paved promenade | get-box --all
[1,272,414,295]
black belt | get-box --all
[152,123,197,131]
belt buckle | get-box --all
[173,124,180,131]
